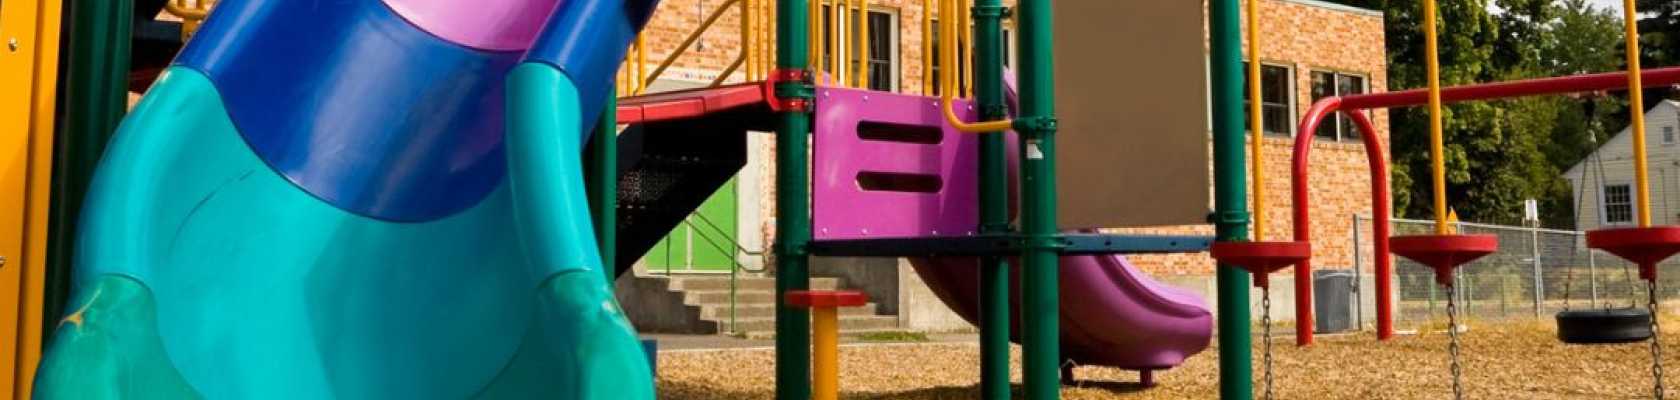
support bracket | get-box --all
[1014,116,1059,133]
[767,68,815,113]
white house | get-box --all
[1566,100,1680,230]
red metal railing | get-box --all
[1292,66,1680,343]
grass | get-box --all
[852,331,931,342]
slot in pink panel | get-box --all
[812,87,984,240]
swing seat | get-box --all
[1390,234,1498,286]
[1556,308,1654,344]
[1586,226,1680,281]
[1209,241,1310,289]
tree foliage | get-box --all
[1325,0,1626,227]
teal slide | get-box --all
[33,0,662,398]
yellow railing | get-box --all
[621,0,782,95]
[162,0,213,41]
[937,0,1009,133]
[622,0,991,100]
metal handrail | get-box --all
[676,213,766,334]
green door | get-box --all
[645,178,737,273]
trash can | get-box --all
[1313,269,1356,333]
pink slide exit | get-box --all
[810,84,1213,372]
[911,255,1212,370]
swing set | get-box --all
[1215,0,1672,398]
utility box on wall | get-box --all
[1053,0,1209,228]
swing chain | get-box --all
[1447,285,1464,400]
[1262,290,1274,400]
[1649,279,1664,400]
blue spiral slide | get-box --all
[32,0,662,398]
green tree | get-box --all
[1326,0,1626,227]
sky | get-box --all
[1588,0,1622,13]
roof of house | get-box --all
[1563,100,1680,179]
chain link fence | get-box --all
[1352,216,1676,333]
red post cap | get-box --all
[1209,241,1311,289]
[1390,234,1498,286]
[1586,226,1680,281]
[785,290,870,308]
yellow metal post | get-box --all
[960,0,971,98]
[811,307,840,400]
[1423,0,1449,235]
[845,0,857,86]
[829,0,841,85]
[1623,0,1652,227]
[763,0,775,79]
[636,34,648,93]
[1,0,63,396]
[921,0,932,95]
[1246,0,1266,240]
[856,0,869,89]
[810,0,822,77]
[744,0,756,81]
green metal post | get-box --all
[1013,0,1059,398]
[972,0,1011,399]
[773,0,813,397]
[1209,0,1255,399]
[587,91,619,283]
[44,0,136,341]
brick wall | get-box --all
[1122,0,1389,277]
[624,0,1389,278]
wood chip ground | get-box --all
[658,318,1680,399]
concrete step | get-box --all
[667,276,840,292]
[725,315,899,335]
[699,302,880,320]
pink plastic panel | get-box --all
[382,0,560,51]
[812,87,983,240]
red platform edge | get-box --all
[615,82,768,124]
[785,290,870,308]
[1209,241,1311,289]
[1389,234,1498,286]
[1585,226,1680,281]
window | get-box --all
[863,12,895,91]
[1664,126,1675,144]
[822,5,899,92]
[1243,62,1293,136]
[1001,28,1013,69]
[1311,71,1369,142]
[1603,184,1634,225]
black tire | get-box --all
[1555,308,1653,344]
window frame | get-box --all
[820,4,902,92]
[1310,69,1372,142]
[1601,182,1636,226]
[1243,61,1296,137]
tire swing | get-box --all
[1555,120,1654,345]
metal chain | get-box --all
[1262,290,1274,400]
[1447,285,1464,400]
[1650,279,1665,400]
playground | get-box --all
[658,318,1680,399]
[3,0,1680,399]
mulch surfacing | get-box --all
[658,318,1680,399]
